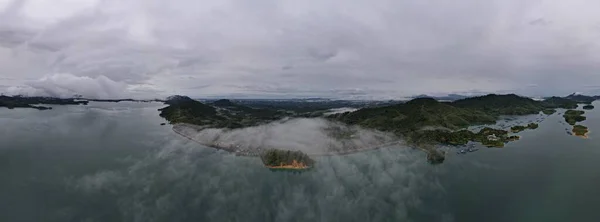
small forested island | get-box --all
[583,105,594,110]
[511,123,539,133]
[563,110,586,125]
[0,95,88,110]
[528,123,539,129]
[572,125,589,138]
[260,149,315,170]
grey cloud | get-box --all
[529,18,552,26]
[0,28,35,47]
[185,84,210,90]
[1,0,600,98]
[6,73,132,99]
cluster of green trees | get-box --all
[260,149,315,167]
[563,110,586,126]
[528,123,539,129]
[408,129,475,146]
[542,97,579,110]
[510,125,527,133]
[510,123,539,133]
[159,96,219,125]
[452,94,549,116]
[407,127,515,148]
[583,105,595,110]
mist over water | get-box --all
[2,102,600,222]
[175,118,398,155]
[70,144,447,222]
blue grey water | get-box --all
[1,102,600,222]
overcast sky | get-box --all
[0,0,599,99]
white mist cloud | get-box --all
[5,73,130,98]
[72,136,449,221]
[174,118,398,155]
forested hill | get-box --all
[564,93,597,104]
[542,97,579,109]
[159,96,287,128]
[451,94,548,115]
[329,97,496,134]
[329,94,579,137]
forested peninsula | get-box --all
[0,95,88,110]
[158,93,595,166]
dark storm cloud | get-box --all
[0,0,599,98]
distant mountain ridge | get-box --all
[451,94,562,115]
[415,92,600,104]
[412,94,469,101]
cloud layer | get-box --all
[6,73,130,98]
[1,0,600,98]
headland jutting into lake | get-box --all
[158,94,597,167]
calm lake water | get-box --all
[1,101,600,222]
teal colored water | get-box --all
[1,102,599,222]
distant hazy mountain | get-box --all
[564,93,597,104]
[412,94,469,101]
[0,95,88,110]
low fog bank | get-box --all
[174,118,399,155]
[3,73,164,100]
[70,138,451,222]
[324,107,359,116]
